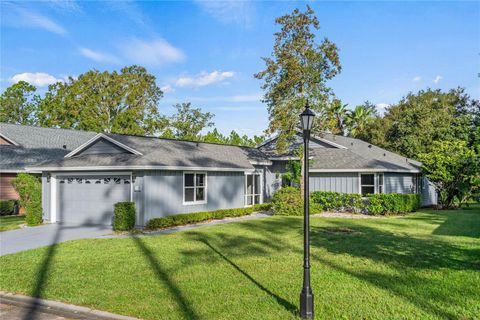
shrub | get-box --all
[271,187,317,215]
[146,203,271,230]
[0,200,15,215]
[366,194,421,215]
[12,173,42,226]
[308,191,420,216]
[113,202,136,231]
[310,191,364,213]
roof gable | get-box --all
[65,134,143,158]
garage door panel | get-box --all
[57,175,130,225]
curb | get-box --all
[0,291,139,320]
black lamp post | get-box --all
[299,104,315,319]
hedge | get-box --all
[310,191,364,213]
[12,173,42,225]
[0,200,15,215]
[146,203,272,230]
[272,187,313,216]
[365,193,421,215]
[272,188,421,216]
[113,202,136,231]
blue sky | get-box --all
[1,1,479,136]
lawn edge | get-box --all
[0,291,139,320]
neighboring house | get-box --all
[1,123,437,227]
[0,123,95,201]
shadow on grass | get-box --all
[192,235,297,316]
[23,230,61,320]
[131,236,200,320]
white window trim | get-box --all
[183,172,207,205]
[244,172,262,207]
[378,173,384,194]
[359,173,377,196]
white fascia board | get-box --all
[64,133,143,158]
[249,160,273,166]
[0,169,23,173]
[26,165,255,173]
[0,132,19,146]
[309,168,421,173]
[268,156,313,161]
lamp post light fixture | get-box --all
[299,104,315,319]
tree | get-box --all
[227,130,243,146]
[166,102,214,140]
[418,140,478,208]
[37,66,163,135]
[255,5,341,195]
[324,98,348,135]
[345,102,377,139]
[365,88,476,159]
[0,81,39,125]
[202,128,227,144]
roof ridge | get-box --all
[0,122,96,135]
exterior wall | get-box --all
[254,165,282,202]
[384,173,415,194]
[0,136,13,145]
[421,177,438,206]
[41,173,51,221]
[77,138,128,155]
[0,173,19,200]
[142,170,245,225]
[309,172,360,194]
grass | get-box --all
[0,215,25,232]
[1,206,479,319]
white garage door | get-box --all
[57,175,131,225]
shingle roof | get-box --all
[0,123,96,172]
[30,133,265,171]
[0,123,95,150]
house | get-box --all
[0,123,95,201]
[0,123,437,227]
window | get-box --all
[184,173,207,204]
[360,174,375,196]
[245,173,261,206]
[378,173,384,194]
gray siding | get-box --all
[142,170,245,224]
[421,177,437,206]
[384,173,415,194]
[78,138,129,155]
[41,173,51,221]
[310,173,359,194]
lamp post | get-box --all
[299,104,315,319]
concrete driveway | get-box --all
[0,224,114,256]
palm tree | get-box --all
[326,99,348,135]
[346,103,377,138]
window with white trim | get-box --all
[378,173,384,194]
[245,173,261,206]
[360,174,375,196]
[184,173,207,204]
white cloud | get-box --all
[160,85,175,93]
[176,71,234,88]
[10,72,63,87]
[194,0,254,27]
[17,8,67,35]
[412,76,422,82]
[433,75,443,84]
[230,94,262,102]
[47,0,81,12]
[120,38,185,67]
[375,103,390,115]
[79,48,120,64]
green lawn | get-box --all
[0,215,25,232]
[1,207,479,319]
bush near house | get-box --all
[0,200,15,216]
[273,188,421,216]
[12,173,42,225]
[272,186,315,216]
[113,202,137,231]
[365,193,421,215]
[146,203,272,230]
